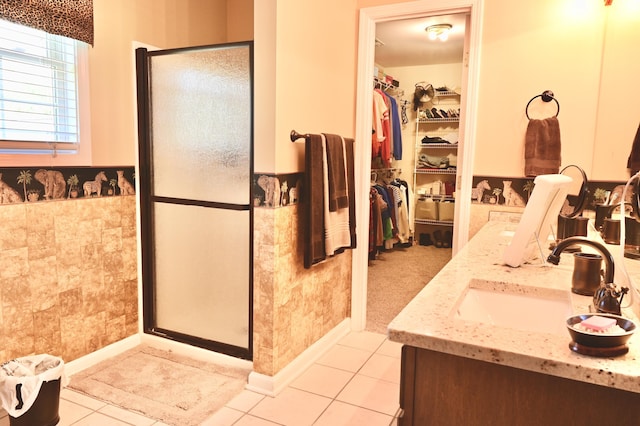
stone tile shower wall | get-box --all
[0,167,137,364]
[252,173,351,376]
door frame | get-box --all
[351,0,484,331]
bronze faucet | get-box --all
[547,237,614,284]
[547,236,628,314]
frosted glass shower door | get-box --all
[136,43,253,359]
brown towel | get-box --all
[627,122,640,175]
[524,116,561,177]
[323,133,349,211]
[344,137,357,248]
[304,134,326,268]
[322,135,351,255]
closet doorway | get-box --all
[353,1,482,332]
[367,13,466,333]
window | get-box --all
[0,19,90,163]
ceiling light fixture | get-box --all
[604,0,613,5]
[425,24,452,42]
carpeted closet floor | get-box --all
[366,242,452,334]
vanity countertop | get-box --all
[388,220,640,393]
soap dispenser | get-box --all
[593,283,629,316]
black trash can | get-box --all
[0,355,65,426]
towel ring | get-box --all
[525,90,560,120]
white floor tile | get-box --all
[58,398,94,425]
[338,331,386,352]
[376,339,403,358]
[61,388,108,411]
[316,344,372,372]
[289,364,354,398]
[97,404,157,426]
[313,400,393,426]
[336,374,400,416]
[233,414,283,425]
[225,389,266,412]
[69,411,134,426]
[201,406,245,425]
[359,353,401,384]
[248,387,331,425]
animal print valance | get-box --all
[0,0,94,46]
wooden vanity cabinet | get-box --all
[398,345,640,426]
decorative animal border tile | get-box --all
[0,166,135,204]
[471,176,627,210]
[253,172,303,208]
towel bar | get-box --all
[290,130,310,142]
[291,130,356,142]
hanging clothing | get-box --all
[390,180,411,243]
[385,93,403,161]
[369,186,386,255]
[367,174,413,256]
[372,89,404,167]
[372,89,388,159]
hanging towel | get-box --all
[304,134,326,268]
[524,116,561,177]
[322,134,352,256]
[325,133,348,211]
[344,136,357,249]
[627,122,640,175]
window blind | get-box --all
[0,20,79,147]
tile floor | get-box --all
[0,331,401,426]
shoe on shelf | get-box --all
[433,229,444,248]
[431,108,442,118]
[439,109,449,118]
[424,109,434,119]
[422,135,446,144]
[443,230,452,248]
[419,233,433,246]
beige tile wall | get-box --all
[0,196,138,364]
[253,204,351,376]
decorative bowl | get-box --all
[566,313,636,348]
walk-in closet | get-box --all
[366,13,468,333]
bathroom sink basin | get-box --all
[454,280,573,335]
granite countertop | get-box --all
[388,220,640,393]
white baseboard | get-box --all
[246,318,351,396]
[65,335,141,377]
